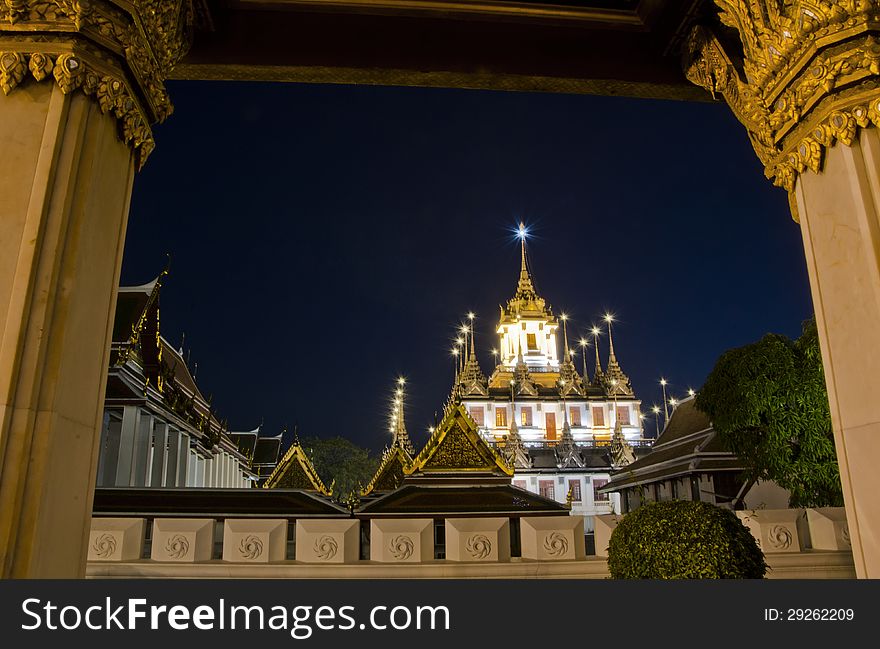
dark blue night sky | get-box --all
[120,80,814,451]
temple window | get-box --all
[469,406,485,426]
[593,478,609,502]
[568,480,582,502]
[495,407,507,427]
[592,406,605,427]
[539,479,555,500]
[521,407,532,426]
[616,405,630,426]
[569,407,581,426]
[526,333,538,350]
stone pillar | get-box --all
[794,130,880,576]
[0,1,194,577]
[683,0,880,579]
[150,422,168,488]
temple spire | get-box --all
[602,313,634,397]
[578,337,591,383]
[561,313,571,362]
[591,325,604,384]
[514,221,537,300]
[605,313,617,363]
[392,377,415,456]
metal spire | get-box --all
[561,313,571,362]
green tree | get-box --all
[695,317,842,508]
[300,436,379,503]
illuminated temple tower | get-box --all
[452,225,650,527]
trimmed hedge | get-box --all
[607,501,767,579]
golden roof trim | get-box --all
[263,441,331,494]
[406,404,513,476]
[360,445,412,496]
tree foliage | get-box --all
[607,501,767,579]
[300,436,379,503]
[695,318,842,508]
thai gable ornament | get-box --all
[683,0,880,215]
[0,1,208,167]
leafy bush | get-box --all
[607,501,767,579]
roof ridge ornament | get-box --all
[682,1,880,214]
[610,418,636,469]
[407,404,513,476]
[602,314,634,397]
[262,431,331,494]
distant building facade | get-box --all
[441,229,652,529]
[96,274,280,489]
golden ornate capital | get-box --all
[683,1,880,201]
[0,1,203,166]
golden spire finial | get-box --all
[561,313,571,362]
[578,336,590,382]
[604,313,616,361]
[514,221,536,299]
[591,325,603,379]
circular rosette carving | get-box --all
[238,535,264,560]
[314,535,338,561]
[388,535,414,560]
[91,533,117,559]
[542,532,569,558]
[465,534,492,560]
[164,534,190,559]
[766,525,793,550]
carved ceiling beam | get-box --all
[0,1,201,167]
[682,1,880,217]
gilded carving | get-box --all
[408,405,514,476]
[0,1,202,166]
[683,1,880,206]
[0,50,25,93]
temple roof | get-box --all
[407,404,514,477]
[263,438,331,494]
[361,445,412,496]
[93,487,348,518]
[356,482,569,517]
[600,397,744,491]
